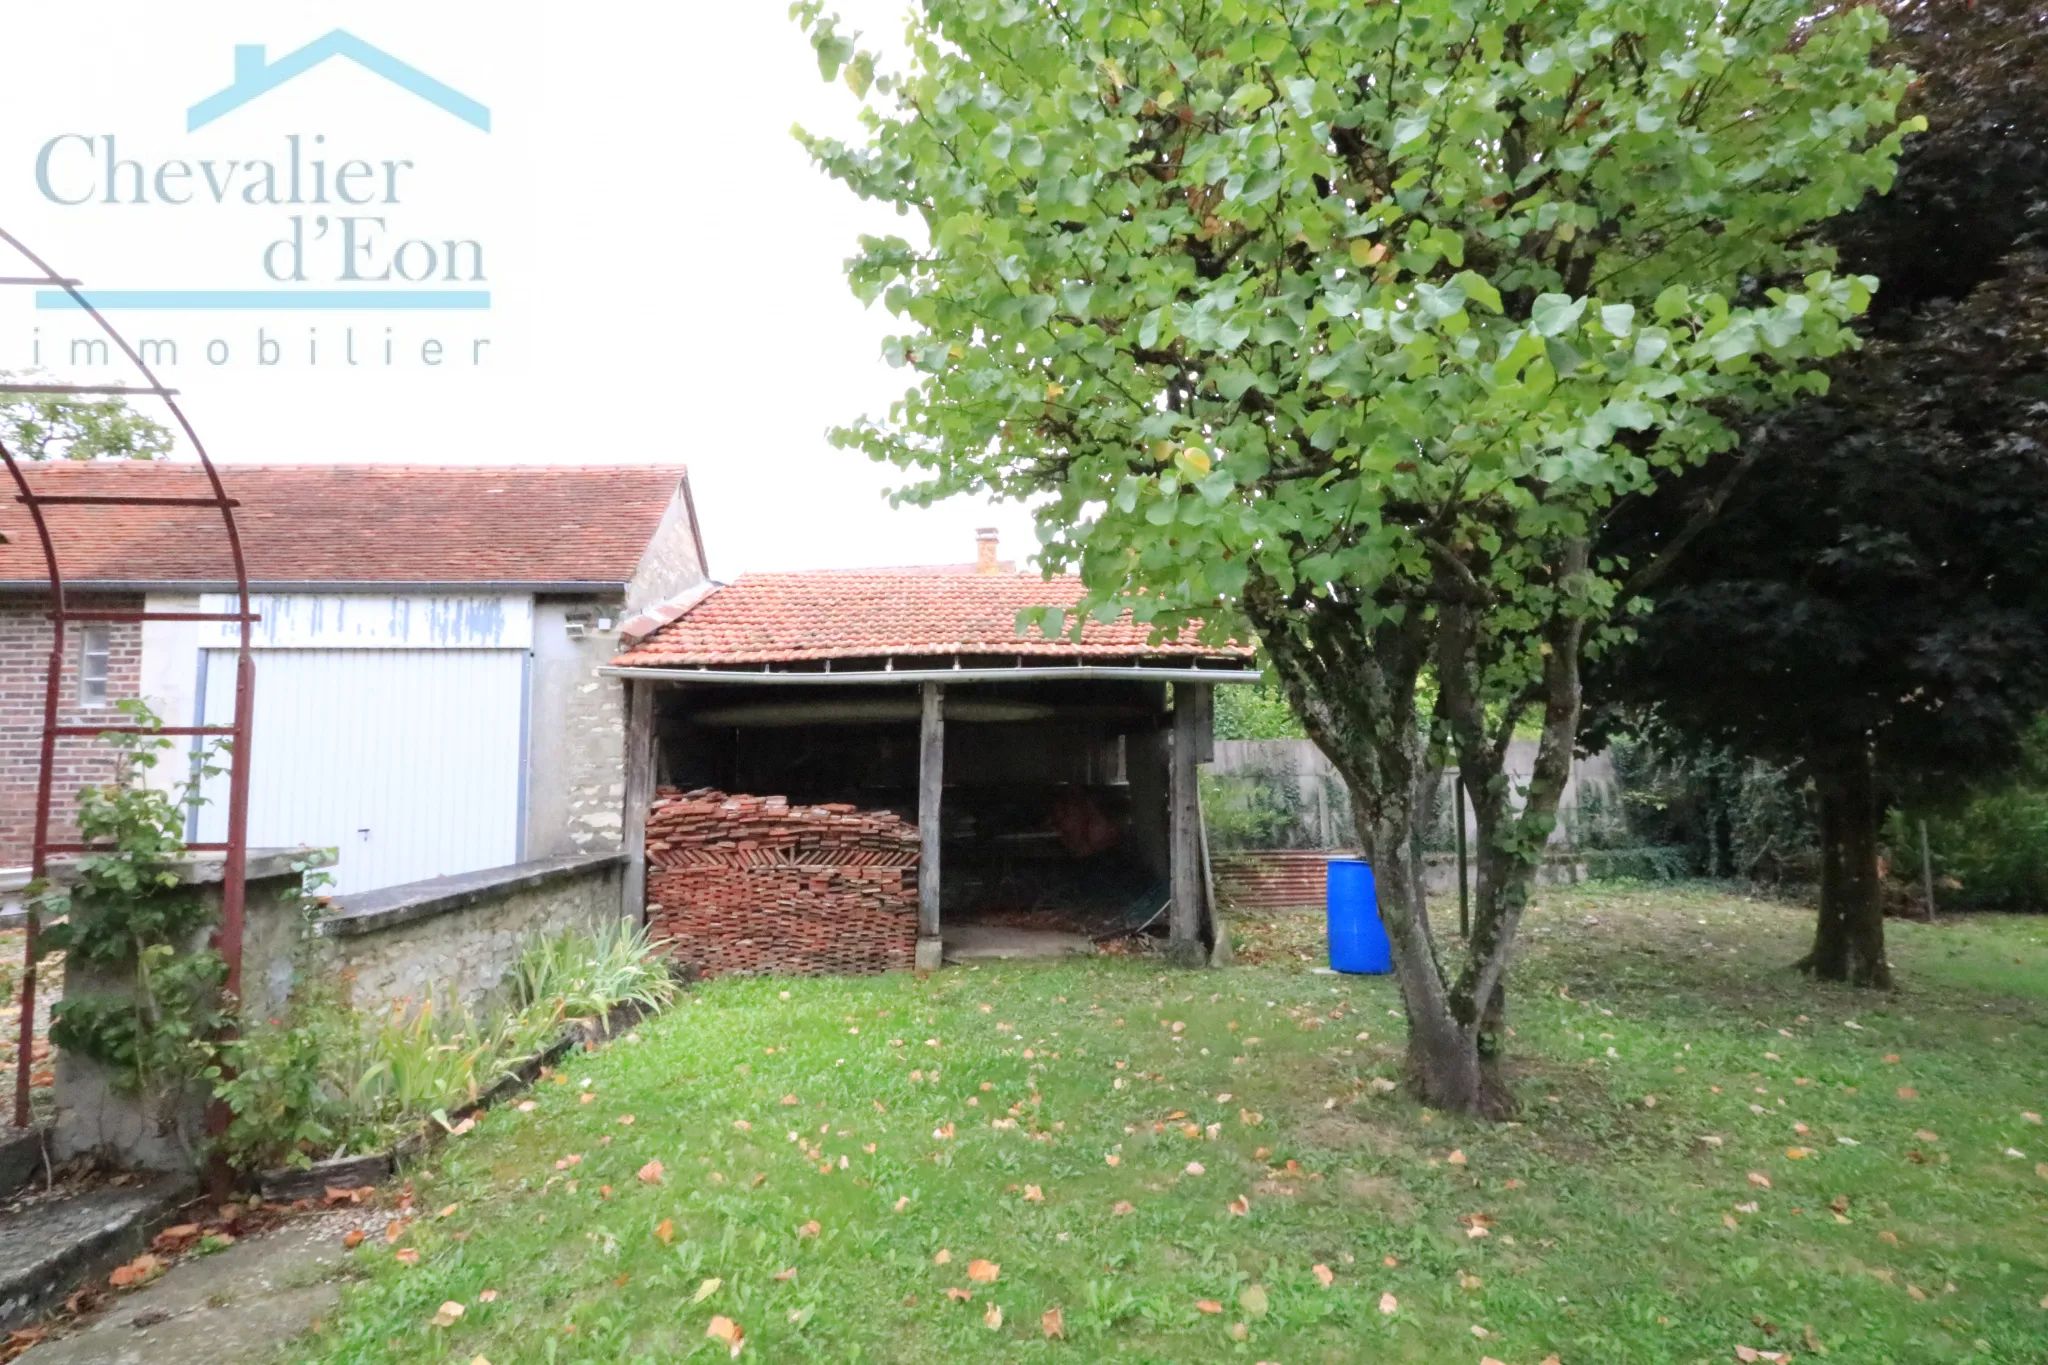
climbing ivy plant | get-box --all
[42,703,228,1151]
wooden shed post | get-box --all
[621,678,656,923]
[916,681,946,970]
[1169,682,1213,966]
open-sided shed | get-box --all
[603,545,1258,971]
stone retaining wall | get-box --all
[311,853,627,1014]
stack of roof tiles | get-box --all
[644,787,920,978]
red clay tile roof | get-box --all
[612,571,1252,667]
[0,462,690,588]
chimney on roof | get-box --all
[975,527,1000,574]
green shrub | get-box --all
[1582,846,1694,883]
[1914,719,2048,910]
[216,920,678,1171]
[1213,683,1304,741]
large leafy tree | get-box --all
[1588,0,2048,988]
[796,0,1910,1113]
[0,377,172,462]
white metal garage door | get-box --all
[195,648,527,894]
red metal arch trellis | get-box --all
[2,225,255,1129]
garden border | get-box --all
[254,996,660,1202]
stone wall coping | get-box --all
[44,847,327,888]
[318,853,627,939]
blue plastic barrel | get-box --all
[1326,858,1392,974]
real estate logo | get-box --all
[15,29,496,376]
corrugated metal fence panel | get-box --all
[195,649,526,894]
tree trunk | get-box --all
[1798,746,1891,988]
[1246,576,1496,1116]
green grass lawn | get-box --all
[281,886,2048,1365]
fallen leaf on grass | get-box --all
[706,1314,744,1358]
[429,1301,465,1328]
[516,1100,537,1113]
[1897,1087,1918,1101]
[945,1287,973,1302]
[478,1290,498,1303]
[1447,1149,1468,1166]
[394,1249,420,1266]
[983,1303,1003,1329]
[342,1230,365,1249]
[1112,1201,1134,1216]
[1378,1292,1398,1315]
[653,1219,675,1245]
[934,1249,953,1265]
[1185,1162,1206,1176]
[1239,1285,1269,1316]
[1023,1185,1044,1203]
[967,1259,1000,1284]
[773,1267,796,1282]
[1229,1322,1249,1341]
[1195,1300,1223,1315]
[1313,1264,1335,1288]
[555,1154,582,1171]
[1105,1153,1120,1167]
[637,1160,665,1184]
[1748,1172,1773,1189]
[798,1220,821,1238]
[693,1277,722,1303]
[437,1203,459,1219]
[385,1219,408,1244]
[1041,1306,1064,1338]
[1227,1195,1250,1216]
[933,1123,956,1140]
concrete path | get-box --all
[22,1210,371,1365]
[942,924,1097,961]
[0,1176,190,1331]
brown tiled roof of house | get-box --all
[611,571,1251,667]
[0,462,691,588]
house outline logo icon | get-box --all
[187,30,491,133]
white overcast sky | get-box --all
[0,2,1040,577]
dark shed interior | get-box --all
[654,678,1175,935]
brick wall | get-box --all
[644,788,919,978]
[0,595,143,868]
[1213,849,1348,911]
